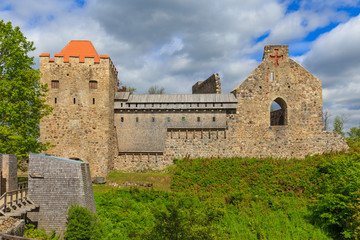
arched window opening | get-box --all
[270,97,287,126]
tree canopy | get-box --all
[0,20,52,159]
[148,85,165,94]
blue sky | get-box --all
[1,0,360,131]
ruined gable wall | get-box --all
[192,73,221,94]
[39,55,118,177]
[229,45,348,158]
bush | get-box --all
[24,224,59,240]
[310,156,360,239]
[64,204,102,240]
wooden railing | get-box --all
[0,233,36,240]
[0,182,33,216]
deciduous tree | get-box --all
[0,20,52,160]
[148,85,165,94]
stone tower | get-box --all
[39,40,118,177]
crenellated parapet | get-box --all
[39,53,118,76]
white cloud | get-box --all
[1,0,360,129]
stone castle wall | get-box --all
[192,73,221,94]
[39,54,118,177]
[39,43,349,174]
[113,46,348,170]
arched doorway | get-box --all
[270,97,287,126]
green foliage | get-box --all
[0,20,52,159]
[119,85,136,94]
[24,224,59,240]
[347,124,360,152]
[64,204,102,240]
[93,147,360,239]
[310,155,360,239]
[95,189,223,239]
[171,156,333,197]
[333,115,345,136]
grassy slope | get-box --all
[94,151,358,239]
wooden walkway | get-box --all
[0,182,37,218]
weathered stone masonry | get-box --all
[40,42,348,176]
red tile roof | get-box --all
[53,40,102,63]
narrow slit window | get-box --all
[152,117,155,122]
[213,117,216,122]
[270,72,274,82]
[89,80,98,89]
[73,98,76,104]
[197,117,200,122]
[136,117,139,122]
[51,80,59,89]
[121,117,124,122]
[182,117,185,122]
[93,98,95,104]
[55,98,57,104]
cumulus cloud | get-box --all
[1,0,360,128]
[300,14,360,130]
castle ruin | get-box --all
[39,41,348,177]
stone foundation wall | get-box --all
[113,153,172,171]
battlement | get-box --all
[39,40,118,74]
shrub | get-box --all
[64,204,102,240]
[24,224,59,240]
[310,156,360,239]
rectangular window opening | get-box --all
[271,72,274,82]
[73,98,76,104]
[55,98,57,104]
[136,117,139,122]
[213,117,216,122]
[197,117,200,122]
[89,80,98,89]
[93,98,95,104]
[152,117,155,122]
[182,117,185,122]
[121,117,124,122]
[51,80,59,89]
[167,117,171,122]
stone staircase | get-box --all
[0,183,38,218]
